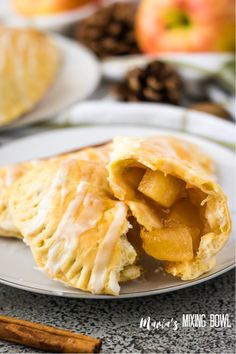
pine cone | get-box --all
[74,2,140,58]
[114,61,184,104]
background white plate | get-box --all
[0,0,98,33]
[102,53,234,81]
[0,34,101,130]
[0,124,235,299]
[56,102,235,146]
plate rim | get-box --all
[0,263,234,300]
[0,124,235,299]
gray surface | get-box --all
[0,269,235,354]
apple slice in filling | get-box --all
[140,225,194,262]
[138,169,185,208]
[166,199,202,252]
[128,168,206,262]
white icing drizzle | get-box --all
[61,187,69,202]
[76,265,90,288]
[107,270,120,295]
[45,181,105,276]
[89,202,127,294]
[0,217,19,233]
[5,166,20,187]
[24,159,75,236]
[45,181,89,274]
[30,159,40,166]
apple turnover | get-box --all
[0,27,60,127]
[108,136,231,280]
[0,144,111,239]
[10,158,140,295]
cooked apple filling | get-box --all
[108,136,231,281]
[123,167,209,263]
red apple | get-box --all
[136,0,235,53]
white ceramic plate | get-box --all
[57,101,235,146]
[102,53,234,81]
[0,124,235,299]
[0,0,98,33]
[0,35,101,130]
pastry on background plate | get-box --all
[0,143,111,239]
[10,158,140,295]
[11,0,92,15]
[108,136,231,280]
[0,27,60,127]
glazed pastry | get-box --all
[108,136,231,280]
[0,27,60,127]
[0,144,111,238]
[10,158,140,295]
[0,162,32,238]
[11,0,91,15]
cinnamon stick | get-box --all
[0,315,102,353]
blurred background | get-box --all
[0,4,235,353]
[0,0,235,134]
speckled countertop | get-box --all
[0,269,235,354]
